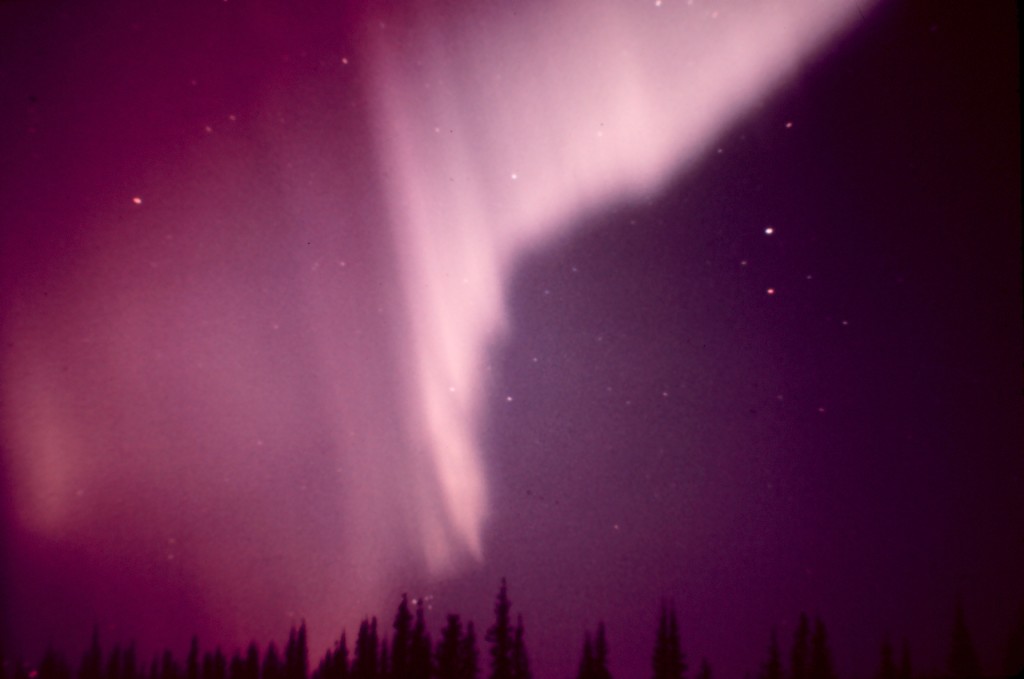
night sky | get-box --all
[1,3,1021,679]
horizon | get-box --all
[2,582,1017,679]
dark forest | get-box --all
[4,581,1022,679]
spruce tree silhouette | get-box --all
[808,618,835,679]
[187,640,201,679]
[313,633,348,679]
[652,602,685,679]
[898,639,912,679]
[123,645,138,679]
[576,633,595,679]
[759,631,782,679]
[160,648,181,679]
[39,647,72,679]
[486,580,513,679]
[284,624,308,679]
[379,640,389,679]
[79,628,103,679]
[460,623,480,679]
[411,599,432,679]
[203,648,227,679]
[509,615,530,679]
[229,651,245,679]
[392,596,413,679]
[263,643,283,679]
[351,618,378,679]
[108,644,123,679]
[436,616,463,679]
[593,623,611,679]
[338,633,353,679]
[948,602,981,679]
[791,615,810,679]
[1006,602,1024,678]
[876,638,897,679]
[577,624,611,679]
[244,643,260,679]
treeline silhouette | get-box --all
[2,581,1022,679]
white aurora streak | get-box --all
[363,0,878,572]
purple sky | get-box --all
[1,3,1021,679]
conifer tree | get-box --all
[109,645,123,679]
[229,653,245,679]
[312,649,328,679]
[379,640,389,679]
[160,650,179,679]
[791,616,809,679]
[1005,602,1024,677]
[331,634,350,679]
[392,597,413,679]
[876,638,896,679]
[123,645,138,679]
[187,640,201,679]
[206,649,226,679]
[244,644,260,679]
[759,631,782,679]
[78,631,103,679]
[264,643,283,679]
[39,648,72,679]
[577,623,613,679]
[411,599,432,679]
[436,616,463,679]
[352,619,379,679]
[593,624,611,679]
[298,625,309,679]
[948,602,981,679]
[897,640,911,679]
[461,623,480,679]
[652,602,685,679]
[285,624,308,679]
[510,616,530,679]
[808,618,835,679]
[576,634,595,679]
[487,580,513,679]
[668,607,685,679]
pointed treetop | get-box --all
[577,634,595,679]
[488,579,514,679]
[1006,601,1024,676]
[653,601,685,679]
[791,614,810,679]
[760,630,782,679]
[949,602,981,679]
[809,617,835,679]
